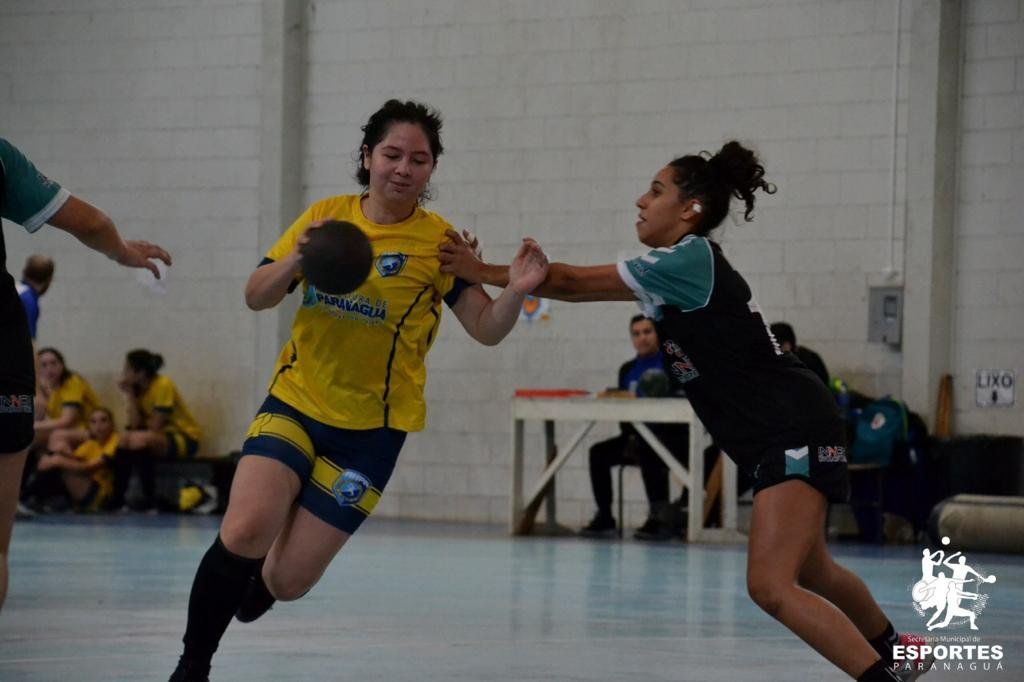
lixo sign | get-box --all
[975,370,1015,407]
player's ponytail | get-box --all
[667,140,776,236]
[126,349,164,378]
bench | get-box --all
[152,451,241,513]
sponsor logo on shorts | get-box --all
[784,446,810,477]
[375,253,407,278]
[817,445,847,463]
[332,469,372,507]
[0,394,34,414]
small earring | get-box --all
[692,203,703,213]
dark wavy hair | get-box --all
[667,140,776,236]
[125,349,164,378]
[38,347,71,385]
[355,99,444,201]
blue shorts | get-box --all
[241,394,407,534]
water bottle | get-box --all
[830,378,850,420]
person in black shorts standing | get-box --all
[0,136,171,611]
[441,141,929,681]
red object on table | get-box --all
[513,388,590,398]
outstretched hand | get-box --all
[508,238,549,295]
[439,228,486,282]
[117,240,173,279]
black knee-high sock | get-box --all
[181,535,260,664]
[236,564,276,623]
[868,621,899,664]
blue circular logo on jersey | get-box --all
[375,253,407,278]
[332,469,372,507]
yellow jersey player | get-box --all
[35,407,119,512]
[33,347,101,454]
[115,349,203,510]
[169,100,548,682]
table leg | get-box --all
[687,424,704,543]
[518,422,595,535]
[511,417,524,535]
[544,420,556,528]
[722,455,738,532]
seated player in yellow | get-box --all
[0,135,171,611]
[169,99,548,682]
[32,347,100,454]
[115,349,203,510]
[35,407,119,512]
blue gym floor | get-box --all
[2,515,1021,681]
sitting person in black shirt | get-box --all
[580,315,688,541]
[770,322,829,387]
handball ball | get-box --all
[638,368,670,397]
[300,220,373,295]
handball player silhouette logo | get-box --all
[299,220,374,295]
[910,536,997,631]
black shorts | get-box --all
[0,305,36,454]
[746,424,851,503]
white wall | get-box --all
[953,0,1024,434]
[303,0,918,524]
[2,0,1021,525]
[0,0,265,455]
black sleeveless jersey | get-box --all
[617,235,840,466]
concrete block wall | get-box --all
[302,0,916,524]
[954,0,1024,434]
[0,0,265,455]
[2,1,1020,525]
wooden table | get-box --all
[510,396,743,543]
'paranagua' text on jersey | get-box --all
[263,195,467,433]
[617,235,839,467]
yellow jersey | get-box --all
[72,432,119,500]
[139,375,203,442]
[46,373,100,429]
[264,194,465,432]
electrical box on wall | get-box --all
[868,286,902,346]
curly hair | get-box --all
[666,141,776,235]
